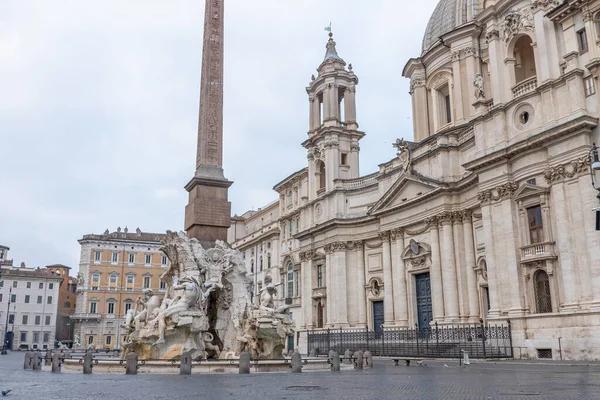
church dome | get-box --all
[422,0,482,53]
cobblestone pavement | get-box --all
[1,351,600,400]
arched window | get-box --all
[287,263,294,299]
[318,161,326,190]
[534,270,552,314]
[513,35,536,84]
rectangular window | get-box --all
[584,76,596,97]
[12,281,17,288]
[294,271,299,297]
[341,153,348,165]
[43,333,49,343]
[317,265,323,288]
[143,276,151,289]
[22,315,28,325]
[45,316,51,325]
[259,258,263,272]
[8,314,14,324]
[88,336,94,345]
[94,251,101,262]
[160,281,167,290]
[92,274,99,283]
[145,254,151,264]
[107,302,115,314]
[10,294,16,303]
[124,302,132,313]
[127,275,134,285]
[110,274,117,284]
[578,29,589,53]
[0,281,3,288]
[34,315,41,325]
[47,296,52,304]
[282,223,286,239]
[161,255,167,265]
[267,256,271,269]
[444,94,452,124]
[33,332,39,343]
[49,283,53,290]
[25,295,30,304]
[39,282,43,289]
[90,302,97,314]
[0,294,2,302]
[527,205,544,244]
[37,296,42,304]
[287,272,294,299]
[129,253,135,264]
[289,220,293,236]
[26,282,31,289]
[106,335,112,345]
[112,252,118,263]
[20,332,27,342]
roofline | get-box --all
[272,167,309,191]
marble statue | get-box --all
[474,73,485,99]
[73,334,80,348]
[76,272,84,286]
[121,230,294,361]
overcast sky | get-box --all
[0,0,439,271]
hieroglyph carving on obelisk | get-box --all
[197,0,224,172]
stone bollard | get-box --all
[45,350,52,366]
[23,352,33,370]
[330,351,341,372]
[363,351,374,368]
[344,349,352,364]
[83,352,93,374]
[239,352,251,374]
[353,351,363,370]
[291,352,302,373]
[32,352,42,371]
[126,352,138,375]
[51,352,62,373]
[308,348,317,357]
[180,351,192,375]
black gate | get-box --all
[307,320,513,359]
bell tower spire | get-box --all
[184,0,233,246]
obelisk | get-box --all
[184,0,233,246]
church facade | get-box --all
[228,0,600,360]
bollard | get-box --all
[291,352,302,373]
[45,350,52,366]
[83,352,93,374]
[363,351,374,368]
[32,352,42,371]
[353,351,363,370]
[330,351,341,372]
[180,351,192,375]
[308,348,317,357]
[51,352,62,373]
[462,350,470,365]
[24,352,33,370]
[126,352,138,375]
[239,352,251,374]
[344,349,352,364]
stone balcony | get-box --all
[312,287,327,299]
[519,241,557,264]
[70,313,101,322]
[512,76,538,98]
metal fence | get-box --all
[307,320,513,359]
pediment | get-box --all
[513,184,550,201]
[369,174,439,214]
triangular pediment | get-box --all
[369,174,440,214]
[513,184,550,201]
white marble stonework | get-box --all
[229,0,600,360]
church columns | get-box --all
[439,213,459,322]
[344,86,357,126]
[428,219,445,321]
[392,229,408,326]
[309,96,321,131]
[323,242,348,327]
[480,203,501,318]
[299,252,314,329]
[452,213,467,320]
[380,231,395,325]
[355,241,367,327]
[451,52,465,123]
[325,252,333,325]
[462,211,480,321]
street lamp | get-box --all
[1,287,11,355]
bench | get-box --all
[390,357,424,366]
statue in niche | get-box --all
[474,73,485,99]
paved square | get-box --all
[2,352,600,400]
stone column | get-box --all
[551,182,579,308]
[301,253,314,329]
[452,213,467,319]
[485,27,511,104]
[392,229,408,326]
[429,218,444,321]
[440,213,459,321]
[325,251,333,326]
[344,87,357,124]
[355,241,367,327]
[451,51,465,122]
[480,203,501,317]
[462,210,480,321]
[332,247,349,326]
[410,75,429,141]
[380,231,394,325]
[330,84,339,121]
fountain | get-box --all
[119,231,294,361]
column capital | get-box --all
[378,230,391,242]
[390,228,404,242]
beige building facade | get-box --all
[72,228,167,349]
[229,0,600,360]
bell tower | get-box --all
[303,32,365,200]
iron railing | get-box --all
[308,320,513,360]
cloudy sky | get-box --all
[0,0,439,271]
